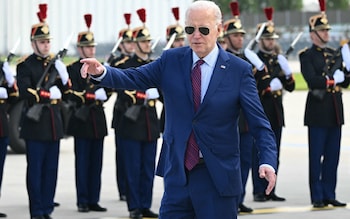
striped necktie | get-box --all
[185,59,205,171]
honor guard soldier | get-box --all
[110,13,135,202]
[16,4,71,219]
[222,0,270,213]
[66,14,111,213]
[252,6,295,203]
[109,13,135,67]
[299,0,349,208]
[113,8,159,219]
[165,7,186,49]
[0,56,19,218]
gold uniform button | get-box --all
[148,100,155,107]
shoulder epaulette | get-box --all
[49,53,55,59]
[16,55,29,64]
[298,47,309,56]
[114,56,130,67]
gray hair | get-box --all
[185,0,222,25]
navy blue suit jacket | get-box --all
[98,45,277,196]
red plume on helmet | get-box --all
[230,1,240,18]
[119,13,133,41]
[77,13,96,46]
[136,8,146,26]
[319,0,326,13]
[172,7,179,23]
[31,3,51,40]
[124,13,131,28]
[84,14,92,30]
[264,7,274,22]
[308,0,330,32]
[37,3,48,23]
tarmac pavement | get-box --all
[2,91,350,219]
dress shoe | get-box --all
[312,201,325,208]
[77,204,89,212]
[129,209,142,219]
[43,215,52,219]
[54,202,60,207]
[253,193,267,202]
[0,212,6,217]
[238,203,253,213]
[324,199,347,207]
[88,203,107,212]
[120,195,127,201]
[142,209,158,218]
[266,193,286,201]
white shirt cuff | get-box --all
[91,66,107,81]
[260,164,276,173]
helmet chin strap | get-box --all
[34,41,46,57]
[136,42,151,57]
[315,31,327,45]
[81,47,88,58]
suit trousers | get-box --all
[159,163,239,219]
[308,126,341,203]
[74,137,104,206]
[26,140,59,217]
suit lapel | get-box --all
[180,50,195,106]
[199,49,230,112]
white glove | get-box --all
[277,54,292,78]
[49,85,62,99]
[333,69,345,84]
[244,48,265,71]
[145,88,159,99]
[341,43,350,71]
[2,62,15,87]
[55,59,69,85]
[94,88,107,101]
[270,78,283,91]
[0,87,8,99]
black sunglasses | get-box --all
[185,26,210,35]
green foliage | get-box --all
[294,73,308,90]
[326,0,349,9]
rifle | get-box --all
[285,31,303,58]
[245,22,266,51]
[0,38,20,84]
[105,37,123,65]
[163,33,177,51]
[151,36,160,52]
[26,34,72,122]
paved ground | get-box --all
[2,91,350,219]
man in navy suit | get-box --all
[80,1,277,218]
